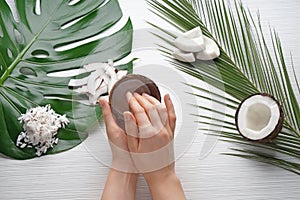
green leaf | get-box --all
[148,0,300,174]
[0,0,133,159]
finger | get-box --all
[124,111,139,152]
[134,93,154,110]
[148,106,164,133]
[134,93,163,127]
[127,92,151,128]
[99,98,119,133]
[164,94,177,134]
[124,111,139,138]
[142,93,161,105]
[99,98,127,151]
[141,93,168,127]
[134,93,165,137]
[137,109,162,139]
[156,104,168,128]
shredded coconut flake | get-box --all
[16,104,69,156]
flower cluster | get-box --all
[16,104,69,156]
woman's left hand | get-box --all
[99,98,138,200]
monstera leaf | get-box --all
[0,0,133,159]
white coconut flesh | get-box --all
[172,26,220,62]
[172,49,195,63]
[195,36,220,61]
[236,94,282,141]
[68,60,127,104]
[183,26,203,38]
[174,36,205,52]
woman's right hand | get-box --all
[124,92,176,173]
[124,92,185,200]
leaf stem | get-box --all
[0,2,62,85]
[0,48,26,85]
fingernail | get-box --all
[133,92,139,97]
[166,94,170,100]
[142,93,150,97]
[123,112,131,121]
[126,91,133,102]
[99,99,104,107]
[99,99,107,110]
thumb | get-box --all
[124,111,139,152]
[99,98,119,133]
[164,94,176,135]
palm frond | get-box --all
[147,0,300,174]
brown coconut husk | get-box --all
[109,74,161,130]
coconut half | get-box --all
[235,93,283,142]
[109,74,161,131]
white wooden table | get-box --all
[1,0,299,199]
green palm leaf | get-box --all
[0,0,133,159]
[147,0,300,174]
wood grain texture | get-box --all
[1,0,299,199]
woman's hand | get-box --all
[124,92,176,173]
[99,98,137,172]
[99,99,137,200]
[124,93,186,200]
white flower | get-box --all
[16,104,69,156]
